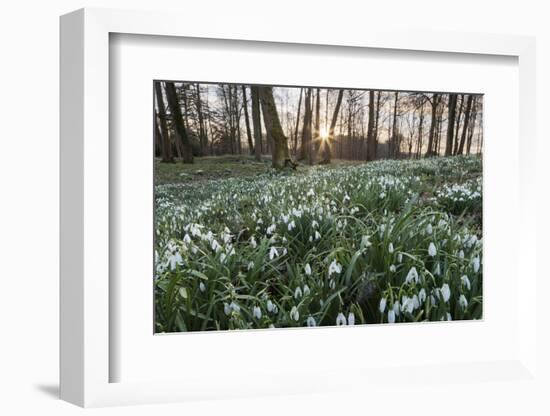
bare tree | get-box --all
[164,82,193,163]
[366,90,376,161]
[320,89,344,164]
[155,82,174,163]
[241,85,254,155]
[258,87,294,169]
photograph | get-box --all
[153,81,483,333]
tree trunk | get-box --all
[293,88,303,155]
[445,93,458,156]
[466,97,478,154]
[258,87,294,169]
[164,82,193,163]
[241,86,254,155]
[321,89,344,164]
[453,94,464,155]
[313,88,320,162]
[251,86,263,161]
[417,101,425,158]
[155,82,174,163]
[300,89,313,163]
[366,90,376,161]
[195,83,207,156]
[457,95,473,155]
[391,92,399,158]
[426,93,439,156]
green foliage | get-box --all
[154,156,483,332]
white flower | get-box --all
[306,188,315,197]
[269,246,279,260]
[288,220,296,231]
[379,297,387,313]
[446,312,452,321]
[388,243,394,253]
[290,306,300,321]
[247,261,255,271]
[199,281,206,292]
[224,302,231,316]
[267,299,275,313]
[336,313,347,326]
[348,312,355,325]
[418,288,427,303]
[402,296,415,314]
[328,260,342,276]
[307,316,316,327]
[393,301,401,316]
[303,284,311,296]
[405,266,419,284]
[211,239,222,252]
[249,236,257,248]
[304,263,312,276]
[360,235,372,248]
[397,253,403,263]
[389,264,396,273]
[168,252,183,270]
[441,283,451,302]
[329,279,336,290]
[219,253,226,263]
[388,310,396,323]
[230,302,240,313]
[253,306,262,319]
[294,286,303,299]
[183,234,191,244]
[311,220,319,228]
[458,250,465,259]
[266,224,276,235]
[461,275,471,291]
[434,262,441,276]
[459,294,468,309]
[343,194,351,203]
[315,231,321,240]
[472,256,480,273]
[412,294,420,309]
[428,242,437,257]
[426,223,433,235]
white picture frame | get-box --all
[60,7,538,408]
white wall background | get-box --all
[0,0,548,414]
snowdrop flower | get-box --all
[247,261,255,271]
[211,239,221,253]
[290,306,300,321]
[306,188,315,197]
[402,296,415,314]
[343,194,351,203]
[397,253,403,263]
[418,288,427,303]
[388,310,396,323]
[405,266,419,284]
[224,302,231,316]
[315,231,321,240]
[459,294,468,309]
[250,236,257,248]
[303,284,311,296]
[348,312,355,325]
[388,243,394,254]
[304,263,312,276]
[269,246,279,260]
[393,301,401,316]
[441,283,451,302]
[309,236,313,242]
[434,262,441,276]
[307,316,316,327]
[266,224,276,235]
[336,313,347,326]
[266,300,275,313]
[329,279,336,290]
[472,256,480,273]
[199,281,206,293]
[412,294,420,309]
[428,242,437,257]
[446,312,452,321]
[230,302,240,313]
[458,250,465,259]
[288,220,296,231]
[183,234,191,244]
[253,306,262,319]
[168,252,183,271]
[461,275,471,291]
[311,220,319,229]
[389,264,396,273]
[426,223,433,235]
[294,286,303,299]
[220,253,226,263]
[360,235,372,248]
[379,297,387,313]
[328,260,342,276]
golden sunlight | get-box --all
[320,126,329,140]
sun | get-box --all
[320,126,329,140]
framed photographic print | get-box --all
[60,7,539,408]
